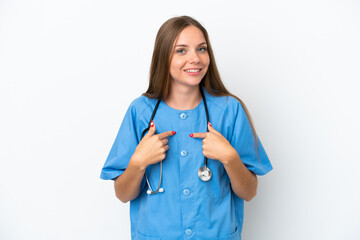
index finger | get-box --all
[190,132,208,139]
[156,130,176,139]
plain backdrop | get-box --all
[1,0,359,239]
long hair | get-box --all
[143,16,258,143]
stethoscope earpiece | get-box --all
[146,187,164,195]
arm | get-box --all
[114,157,146,203]
[191,122,257,201]
[221,148,258,201]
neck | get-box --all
[165,83,202,110]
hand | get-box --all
[191,122,236,164]
[131,121,175,169]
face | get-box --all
[169,25,210,88]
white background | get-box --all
[1,0,359,239]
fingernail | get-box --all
[189,134,193,137]
[150,120,154,127]
[172,131,176,135]
[208,122,212,126]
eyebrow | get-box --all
[174,42,207,47]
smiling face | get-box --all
[169,25,210,89]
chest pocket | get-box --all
[135,231,161,240]
[217,227,240,240]
[206,159,231,199]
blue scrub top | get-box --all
[100,87,273,240]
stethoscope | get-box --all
[140,87,212,195]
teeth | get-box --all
[185,69,200,73]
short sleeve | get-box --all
[230,102,273,176]
[100,102,140,180]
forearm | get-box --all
[221,148,258,201]
[114,157,146,203]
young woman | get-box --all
[100,16,272,240]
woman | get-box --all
[100,16,272,240]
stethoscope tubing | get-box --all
[199,86,210,167]
[140,86,210,194]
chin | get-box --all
[171,76,204,88]
[185,80,202,87]
[185,77,204,86]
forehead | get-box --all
[174,25,206,45]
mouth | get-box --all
[184,68,202,73]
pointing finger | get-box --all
[157,130,176,140]
[190,132,208,139]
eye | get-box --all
[176,49,186,54]
[198,47,207,52]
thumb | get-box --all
[144,120,156,138]
[208,122,219,134]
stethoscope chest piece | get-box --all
[198,166,212,181]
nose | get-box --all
[188,50,200,64]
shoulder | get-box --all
[127,95,158,120]
[204,90,243,115]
